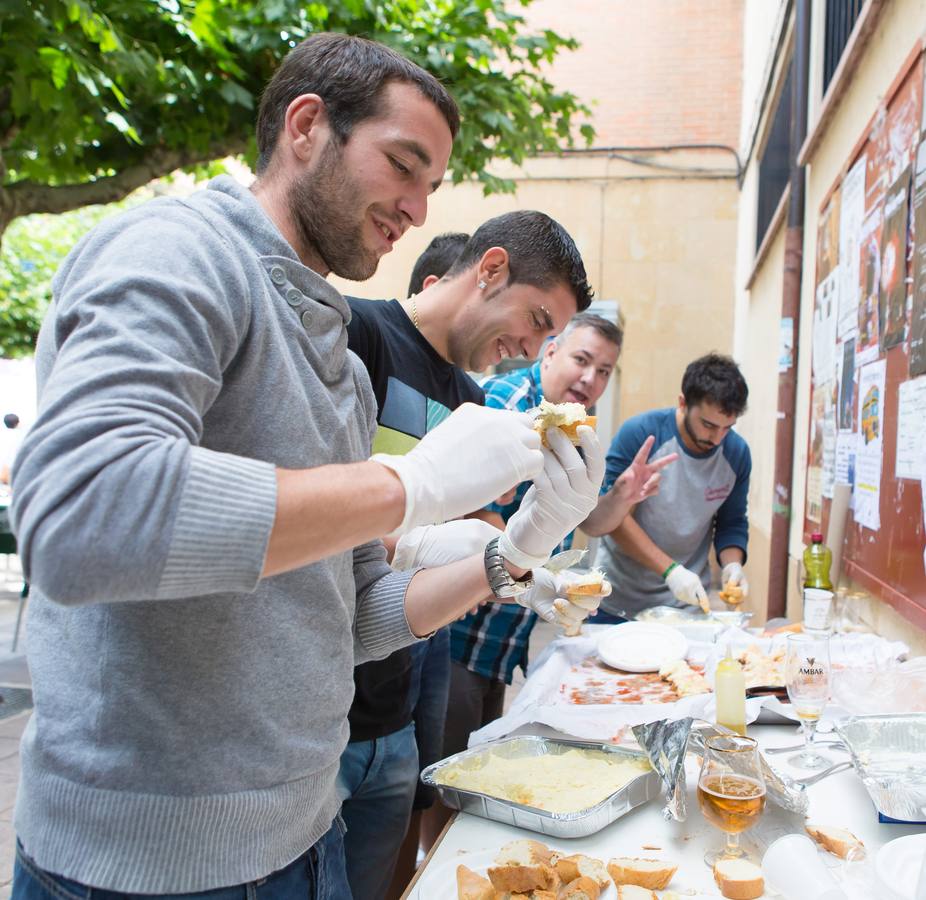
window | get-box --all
[756,59,794,252]
[823,0,865,94]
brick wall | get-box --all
[523,0,744,148]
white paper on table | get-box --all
[896,376,926,479]
[468,626,910,746]
[813,270,840,386]
[839,156,866,339]
[855,359,887,530]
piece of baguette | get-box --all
[607,857,677,890]
[486,862,556,894]
[719,581,745,606]
[533,399,596,446]
[805,823,866,859]
[559,875,601,899]
[554,854,610,888]
[712,858,764,900]
[495,838,559,868]
[615,886,657,900]
[456,864,495,900]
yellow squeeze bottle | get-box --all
[715,647,746,735]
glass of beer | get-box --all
[697,734,766,865]
[784,633,831,769]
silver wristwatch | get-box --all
[484,536,534,599]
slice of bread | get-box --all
[495,838,559,868]
[607,857,677,890]
[616,886,657,900]
[719,582,745,606]
[805,823,866,859]
[559,875,602,899]
[487,862,556,893]
[456,863,495,900]
[533,399,596,446]
[554,854,610,888]
[712,858,764,900]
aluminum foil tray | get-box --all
[420,735,661,838]
[834,714,926,822]
[636,605,752,628]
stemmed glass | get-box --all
[785,633,832,769]
[697,734,767,866]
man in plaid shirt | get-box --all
[446,313,623,756]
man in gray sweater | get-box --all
[9,33,604,900]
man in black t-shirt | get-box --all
[339,212,594,899]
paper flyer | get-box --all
[839,155,866,339]
[813,269,839,386]
[854,359,886,530]
[879,165,912,350]
[896,376,926,479]
[835,431,857,497]
[822,382,837,499]
[910,141,926,376]
[857,204,884,366]
[779,317,794,373]
[806,466,823,523]
[838,338,856,431]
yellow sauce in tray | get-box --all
[436,749,651,813]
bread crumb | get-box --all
[640,844,661,851]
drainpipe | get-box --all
[767,0,811,620]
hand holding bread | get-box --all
[516,568,610,632]
[498,423,605,569]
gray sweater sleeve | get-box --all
[11,207,278,605]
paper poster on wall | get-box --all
[835,430,857,493]
[839,155,867,339]
[896,376,926,479]
[813,269,839,385]
[854,359,886,530]
[838,338,857,430]
[857,204,884,365]
[779,317,793,373]
[806,466,823,524]
[910,141,926,376]
[817,192,841,284]
[879,165,912,350]
[822,382,837,500]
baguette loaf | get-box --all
[487,862,556,893]
[559,875,601,899]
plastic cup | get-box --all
[803,588,834,633]
[762,834,848,900]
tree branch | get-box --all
[2,137,249,223]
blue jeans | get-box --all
[407,627,451,809]
[336,722,418,900]
[12,821,350,900]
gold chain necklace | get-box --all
[410,295,420,331]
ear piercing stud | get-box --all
[478,280,487,290]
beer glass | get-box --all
[697,734,767,865]
[785,633,832,769]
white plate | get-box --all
[597,622,688,673]
[876,833,926,900]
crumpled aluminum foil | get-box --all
[632,718,809,821]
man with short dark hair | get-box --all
[406,231,469,297]
[9,32,605,900]
[584,352,751,618]
[342,215,598,898]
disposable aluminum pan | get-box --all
[834,714,926,822]
[420,735,661,838]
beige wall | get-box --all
[332,150,740,429]
[735,0,926,648]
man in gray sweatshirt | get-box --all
[8,32,605,900]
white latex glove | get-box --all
[516,568,611,630]
[372,404,543,536]
[498,425,605,569]
[721,561,749,598]
[392,520,502,571]
[665,563,710,612]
